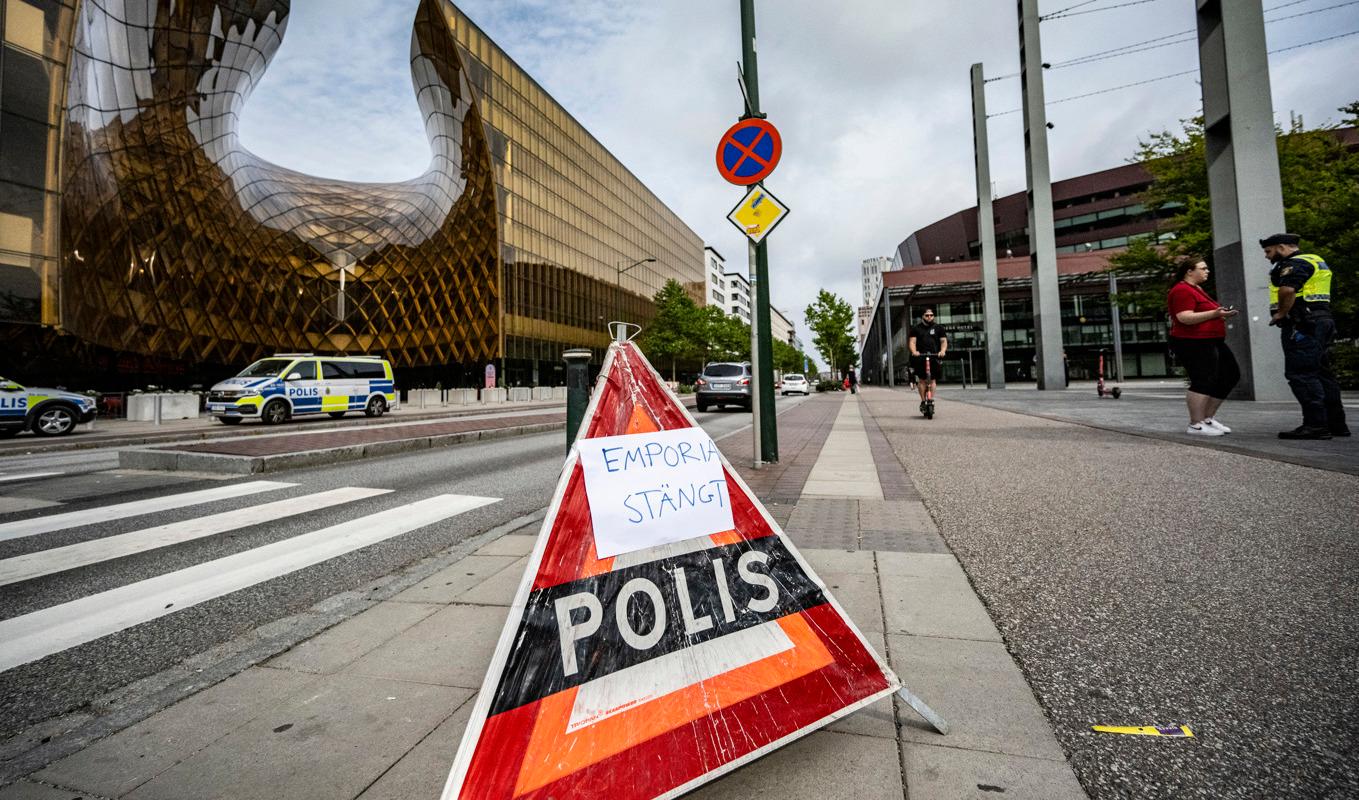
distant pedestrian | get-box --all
[1167,258,1240,436]
[1261,233,1349,439]
[847,367,858,395]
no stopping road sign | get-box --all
[715,118,782,186]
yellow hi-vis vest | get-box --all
[1269,253,1332,309]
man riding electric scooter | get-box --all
[908,309,948,418]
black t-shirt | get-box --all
[910,321,947,355]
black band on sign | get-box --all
[488,536,826,716]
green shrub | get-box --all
[815,379,842,393]
[1333,341,1359,390]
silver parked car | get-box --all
[695,362,751,412]
[780,373,809,395]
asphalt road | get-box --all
[0,400,792,742]
[866,391,1359,800]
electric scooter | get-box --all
[921,353,937,419]
[1096,349,1122,399]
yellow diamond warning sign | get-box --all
[726,185,789,244]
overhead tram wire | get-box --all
[1041,0,1166,21]
[985,27,1359,118]
[1031,0,1355,71]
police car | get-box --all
[0,377,98,438]
[206,354,398,425]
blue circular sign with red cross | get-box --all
[715,118,782,186]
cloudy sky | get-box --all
[240,0,1359,349]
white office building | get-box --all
[861,256,893,308]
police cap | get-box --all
[1258,233,1300,247]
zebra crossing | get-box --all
[0,480,501,673]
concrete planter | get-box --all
[447,388,478,405]
[508,387,532,402]
[128,393,199,421]
[480,388,507,404]
[532,387,553,401]
[407,389,442,408]
[551,387,568,401]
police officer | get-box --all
[1261,233,1350,439]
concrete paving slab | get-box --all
[389,554,520,605]
[124,673,466,800]
[880,573,1001,642]
[800,547,877,575]
[802,479,883,498]
[264,601,441,675]
[860,528,950,554]
[876,551,969,580]
[686,730,902,800]
[473,533,536,557]
[903,743,1087,799]
[35,667,320,798]
[860,500,939,534]
[786,498,858,534]
[0,780,89,799]
[457,556,528,606]
[344,603,507,689]
[889,634,1067,762]
[356,694,478,800]
[820,570,883,634]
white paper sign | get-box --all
[577,427,734,558]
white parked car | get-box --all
[780,374,810,396]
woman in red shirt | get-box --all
[1167,259,1240,436]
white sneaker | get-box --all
[1203,418,1231,433]
[1187,423,1224,436]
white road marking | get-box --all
[0,472,64,484]
[0,487,392,587]
[0,481,295,542]
[0,493,500,672]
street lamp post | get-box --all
[615,257,656,325]
[616,257,656,289]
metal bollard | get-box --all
[153,394,162,426]
[563,348,592,453]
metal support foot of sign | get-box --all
[896,685,949,735]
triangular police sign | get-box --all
[442,341,901,800]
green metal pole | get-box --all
[740,0,778,463]
[563,348,592,452]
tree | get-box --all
[1109,106,1359,335]
[638,279,699,380]
[698,306,749,363]
[804,290,858,377]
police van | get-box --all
[206,354,398,425]
[0,377,98,438]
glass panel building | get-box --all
[0,0,703,389]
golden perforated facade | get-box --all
[0,0,703,387]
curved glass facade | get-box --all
[0,0,703,387]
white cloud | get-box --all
[245,0,1359,350]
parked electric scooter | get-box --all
[1096,349,1122,399]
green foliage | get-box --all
[1108,237,1178,315]
[804,290,858,376]
[1113,107,1359,333]
[641,279,819,378]
[815,379,842,393]
[638,280,701,380]
[1332,341,1359,389]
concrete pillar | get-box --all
[1017,0,1065,390]
[1196,0,1288,400]
[971,63,1006,389]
